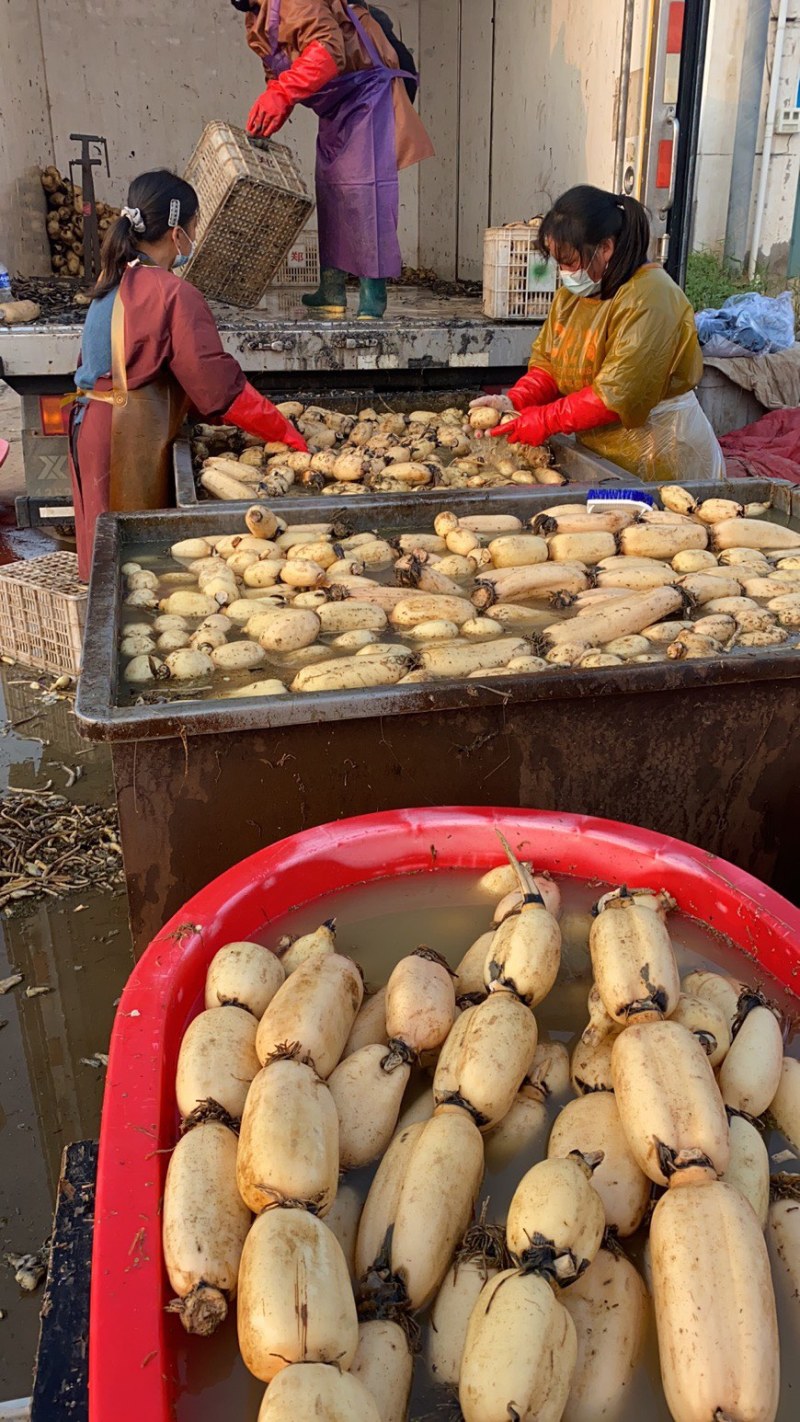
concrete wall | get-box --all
[693,0,800,277]
[419,0,627,280]
[489,0,624,223]
[0,1,54,274]
[692,0,749,256]
[755,15,800,277]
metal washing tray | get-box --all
[77,476,799,739]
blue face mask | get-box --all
[172,229,196,269]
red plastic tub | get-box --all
[90,808,800,1422]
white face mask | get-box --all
[559,246,602,296]
[560,268,601,296]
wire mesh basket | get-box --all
[483,222,559,321]
[182,122,314,307]
[0,552,86,676]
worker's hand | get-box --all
[224,382,308,448]
[507,367,560,409]
[492,387,618,446]
[247,86,293,139]
[468,394,515,414]
[247,44,339,139]
[491,406,550,446]
[283,424,309,453]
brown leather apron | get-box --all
[81,278,188,511]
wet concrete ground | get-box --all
[0,665,132,1402]
[0,505,58,569]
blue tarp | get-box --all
[695,290,795,358]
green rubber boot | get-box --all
[357,278,387,320]
[302,267,347,318]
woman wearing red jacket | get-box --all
[236,0,434,320]
[69,170,306,580]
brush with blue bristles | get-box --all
[586,487,655,515]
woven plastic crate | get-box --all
[272,227,320,287]
[483,222,559,320]
[0,552,86,676]
[182,121,314,307]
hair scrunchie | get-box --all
[121,205,146,234]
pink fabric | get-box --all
[719,407,800,485]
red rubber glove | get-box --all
[247,41,340,137]
[247,86,293,139]
[493,387,618,446]
[508,366,560,411]
[224,381,308,451]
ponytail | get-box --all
[537,185,651,300]
[92,216,140,300]
[92,170,199,300]
[602,194,650,299]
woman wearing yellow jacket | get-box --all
[472,186,723,482]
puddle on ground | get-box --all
[0,509,61,569]
[0,664,132,1400]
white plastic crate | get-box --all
[483,222,559,321]
[272,230,320,288]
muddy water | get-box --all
[0,666,133,1400]
[172,870,799,1422]
[116,519,800,708]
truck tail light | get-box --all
[39,395,71,436]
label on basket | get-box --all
[286,245,308,269]
[527,253,556,291]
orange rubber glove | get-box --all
[247,41,340,137]
[224,381,308,451]
[493,387,618,446]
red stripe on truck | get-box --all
[667,1,684,53]
[656,139,674,189]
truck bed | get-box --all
[0,285,536,379]
[1,284,538,526]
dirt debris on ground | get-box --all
[1,276,89,325]
[396,264,483,298]
[5,1242,49,1294]
[2,270,483,325]
[0,786,124,914]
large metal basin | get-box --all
[76,479,800,949]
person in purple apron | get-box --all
[234,0,434,319]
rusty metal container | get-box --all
[76,480,800,952]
